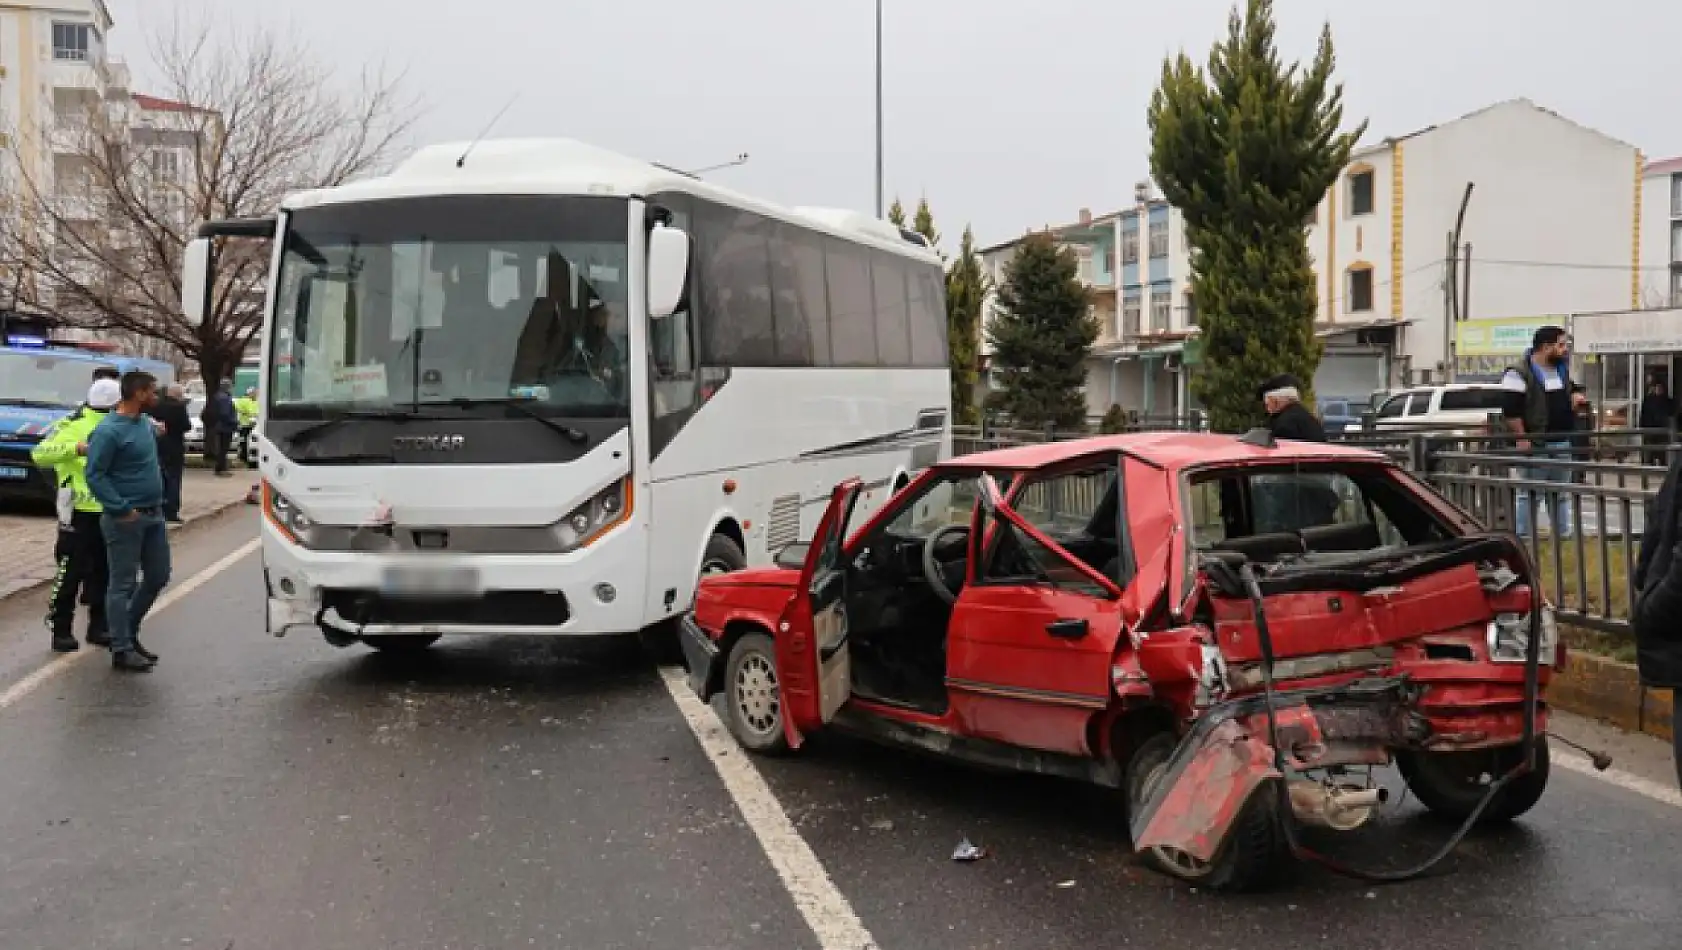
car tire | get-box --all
[1396,739,1550,824]
[364,634,442,653]
[1125,731,1282,892]
[722,632,790,756]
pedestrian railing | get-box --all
[950,418,1678,643]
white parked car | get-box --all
[1362,384,1509,435]
[185,397,206,455]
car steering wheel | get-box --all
[921,524,971,605]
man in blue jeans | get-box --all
[85,370,171,672]
[1499,326,1576,538]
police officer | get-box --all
[32,378,119,652]
[234,386,259,469]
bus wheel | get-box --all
[700,533,747,578]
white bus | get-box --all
[180,138,950,652]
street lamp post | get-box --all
[875,0,884,219]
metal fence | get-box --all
[953,416,1679,642]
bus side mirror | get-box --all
[181,237,212,326]
[647,225,690,320]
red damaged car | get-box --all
[678,431,1561,891]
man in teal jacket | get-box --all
[86,371,170,672]
[31,378,119,653]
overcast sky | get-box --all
[112,0,1682,251]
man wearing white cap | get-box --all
[30,378,120,652]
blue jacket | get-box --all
[86,412,164,517]
[208,391,239,433]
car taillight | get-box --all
[1486,607,1558,663]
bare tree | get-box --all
[1,16,419,385]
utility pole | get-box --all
[1443,182,1475,383]
[875,0,884,219]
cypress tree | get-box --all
[988,232,1095,428]
[1147,0,1365,431]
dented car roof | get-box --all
[943,431,1389,472]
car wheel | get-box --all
[364,634,442,653]
[1397,739,1550,824]
[723,632,789,755]
[1125,732,1282,892]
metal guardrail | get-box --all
[953,417,1676,642]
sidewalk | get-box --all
[0,469,254,601]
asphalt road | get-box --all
[1,509,1679,950]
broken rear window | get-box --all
[1184,462,1454,563]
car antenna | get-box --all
[456,93,521,168]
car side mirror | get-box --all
[647,225,690,320]
[181,236,212,326]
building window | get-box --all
[1346,266,1374,313]
[1183,290,1197,327]
[1348,169,1375,216]
[53,23,93,61]
[1150,294,1171,332]
[1075,247,1093,284]
[1672,173,1682,218]
[1122,298,1141,336]
[1121,226,1139,264]
[1672,222,1682,265]
[1672,269,1682,308]
[152,149,181,180]
[1148,219,1169,258]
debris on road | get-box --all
[951,837,987,862]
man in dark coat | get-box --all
[150,383,192,523]
[1257,374,1327,442]
[1631,454,1682,789]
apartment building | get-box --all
[0,1,215,347]
[1307,98,1643,390]
[977,191,1196,420]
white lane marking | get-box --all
[1555,751,1682,810]
[0,538,260,712]
[658,666,878,950]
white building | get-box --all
[1308,98,1643,390]
[977,193,1197,423]
[1638,155,1682,310]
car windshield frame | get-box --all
[265,194,632,423]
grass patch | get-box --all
[1562,623,1639,663]
[1531,539,1633,621]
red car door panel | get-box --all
[945,480,1125,758]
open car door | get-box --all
[777,478,863,746]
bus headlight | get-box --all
[263,482,312,543]
[1487,607,1558,663]
[555,478,632,553]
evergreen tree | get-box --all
[944,226,988,425]
[987,232,1095,427]
[1099,403,1128,434]
[912,198,941,252]
[887,197,907,226]
[1147,0,1364,431]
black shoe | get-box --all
[112,650,155,672]
[86,630,111,648]
[133,641,158,662]
[51,633,80,653]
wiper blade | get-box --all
[286,409,433,447]
[443,398,589,445]
[293,451,399,465]
[0,397,68,409]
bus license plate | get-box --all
[381,564,481,598]
[0,466,27,480]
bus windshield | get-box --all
[267,195,631,420]
[0,350,102,408]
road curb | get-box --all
[1552,648,1675,742]
[0,495,254,603]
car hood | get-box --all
[702,566,800,590]
[0,405,70,442]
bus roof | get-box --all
[281,138,942,263]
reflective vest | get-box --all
[30,407,106,513]
[234,396,258,427]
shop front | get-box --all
[1572,306,1682,430]
[1453,315,1562,381]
